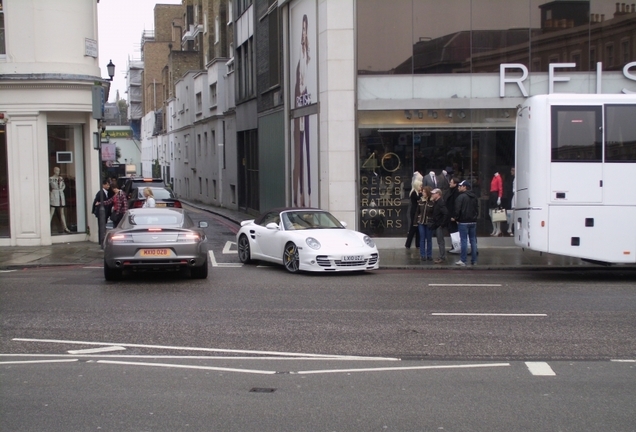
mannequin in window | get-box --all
[489,171,503,236]
[423,171,438,189]
[49,166,71,233]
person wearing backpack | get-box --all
[453,180,478,266]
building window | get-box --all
[213,179,217,200]
[237,38,254,100]
[605,43,614,67]
[195,92,202,114]
[0,0,5,56]
[209,83,217,108]
[268,6,280,87]
[589,46,596,70]
[199,177,202,195]
[197,134,201,157]
[204,132,208,157]
[237,0,252,17]
[571,52,581,71]
[212,130,216,155]
[621,39,630,64]
[184,135,189,163]
[215,16,220,44]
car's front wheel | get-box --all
[238,234,252,264]
[283,242,300,273]
[104,262,122,281]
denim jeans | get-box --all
[418,224,434,258]
[458,222,478,264]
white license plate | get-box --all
[341,255,363,262]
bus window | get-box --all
[550,106,602,162]
[605,104,636,162]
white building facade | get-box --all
[0,0,110,246]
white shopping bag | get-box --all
[450,231,461,252]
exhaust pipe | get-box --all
[189,259,196,265]
[115,261,122,267]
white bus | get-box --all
[514,94,636,264]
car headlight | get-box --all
[306,237,321,250]
[363,235,375,248]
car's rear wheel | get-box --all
[283,242,300,273]
[191,259,209,279]
[104,262,122,281]
[238,234,252,264]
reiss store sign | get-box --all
[500,61,636,97]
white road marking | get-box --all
[83,266,103,269]
[0,270,17,273]
[208,250,218,266]
[0,359,79,366]
[97,360,277,375]
[295,362,510,375]
[209,250,243,267]
[429,284,502,287]
[68,346,126,354]
[525,362,556,376]
[0,354,398,361]
[223,241,237,254]
[12,338,398,360]
[432,313,547,317]
[611,359,636,362]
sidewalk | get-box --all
[0,201,591,270]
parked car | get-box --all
[129,186,182,209]
[236,208,379,273]
[121,177,168,199]
[103,208,209,280]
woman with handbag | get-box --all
[489,172,503,236]
[414,186,435,261]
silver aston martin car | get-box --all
[103,208,209,280]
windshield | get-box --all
[281,211,344,230]
[137,187,175,200]
[128,213,182,226]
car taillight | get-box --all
[133,201,144,208]
[177,233,201,242]
[173,201,182,208]
[110,233,133,243]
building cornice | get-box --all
[0,73,109,89]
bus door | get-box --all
[549,106,603,203]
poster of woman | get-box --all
[290,0,318,208]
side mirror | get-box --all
[266,222,279,230]
[340,221,348,228]
[199,221,208,228]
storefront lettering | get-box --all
[360,174,405,232]
[500,61,636,97]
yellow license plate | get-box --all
[140,249,172,257]
[155,202,167,207]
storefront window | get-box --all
[47,125,87,235]
[358,110,515,237]
[0,124,9,237]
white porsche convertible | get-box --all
[236,208,379,273]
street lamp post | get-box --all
[95,60,115,247]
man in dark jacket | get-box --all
[430,188,449,263]
[92,179,112,247]
[453,180,478,266]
